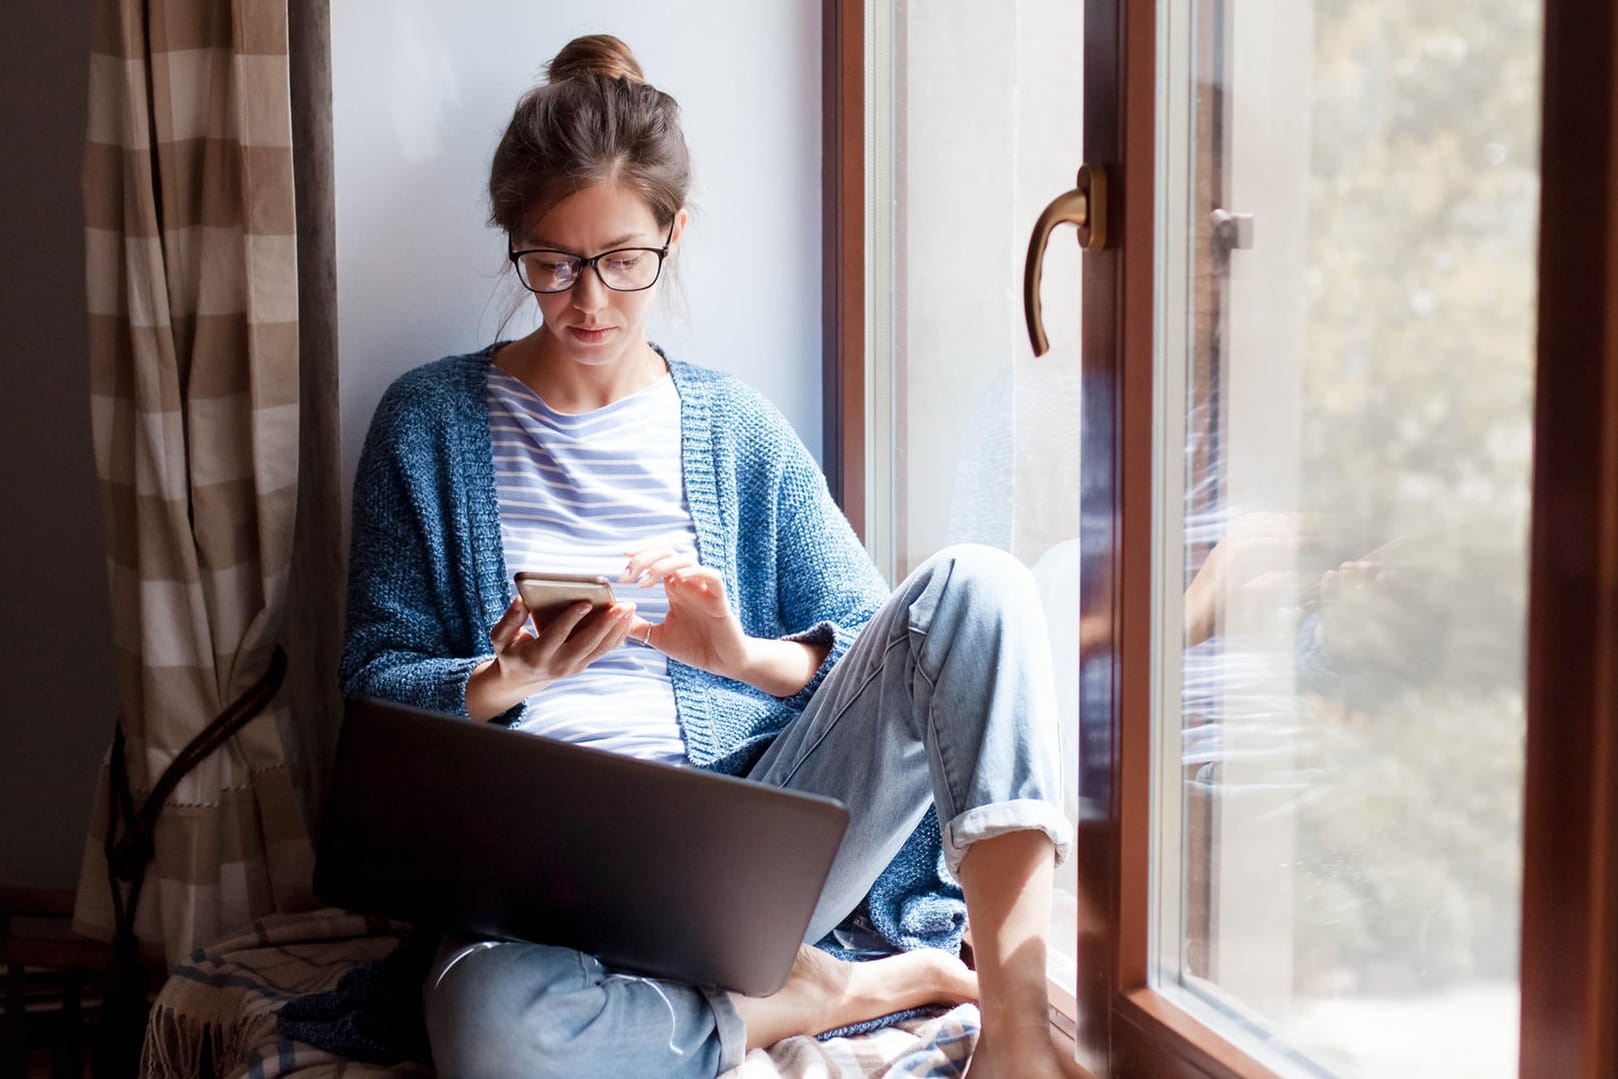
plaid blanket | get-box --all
[142,908,979,1079]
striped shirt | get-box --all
[487,366,697,763]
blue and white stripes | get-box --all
[486,367,698,763]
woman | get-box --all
[341,33,1077,1079]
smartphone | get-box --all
[514,572,617,624]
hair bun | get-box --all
[546,34,646,85]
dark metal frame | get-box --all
[507,220,676,295]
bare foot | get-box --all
[965,1024,1084,1079]
[730,945,977,1052]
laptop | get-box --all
[314,697,849,997]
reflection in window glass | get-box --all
[1155,2,1539,1076]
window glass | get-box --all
[867,0,1085,996]
[1151,2,1540,1075]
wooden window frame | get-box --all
[1082,1,1618,1076]
[822,0,865,535]
[822,0,1616,1075]
[1516,1,1618,1074]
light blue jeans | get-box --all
[423,545,1072,1078]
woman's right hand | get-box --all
[465,596,636,722]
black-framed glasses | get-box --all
[508,220,675,294]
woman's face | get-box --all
[518,181,683,370]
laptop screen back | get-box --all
[314,698,848,996]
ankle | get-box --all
[981,1005,1054,1033]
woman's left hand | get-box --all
[620,545,750,678]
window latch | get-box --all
[1212,208,1256,252]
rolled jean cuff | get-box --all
[942,799,1074,875]
[702,984,748,1073]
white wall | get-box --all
[332,1,825,502]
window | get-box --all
[855,0,1087,1007]
[826,0,1618,1075]
[1151,2,1537,1074]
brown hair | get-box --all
[489,35,691,237]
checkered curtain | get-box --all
[73,0,316,966]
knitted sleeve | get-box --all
[760,399,889,709]
[339,376,486,717]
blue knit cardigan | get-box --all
[340,346,965,955]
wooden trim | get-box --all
[822,0,866,535]
[1112,0,1160,1001]
[1114,1008,1219,1079]
[1518,1,1618,1076]
[287,0,345,825]
[1072,0,1127,1068]
[1115,990,1286,1079]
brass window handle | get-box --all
[1023,164,1108,356]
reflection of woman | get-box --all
[341,35,1077,1078]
